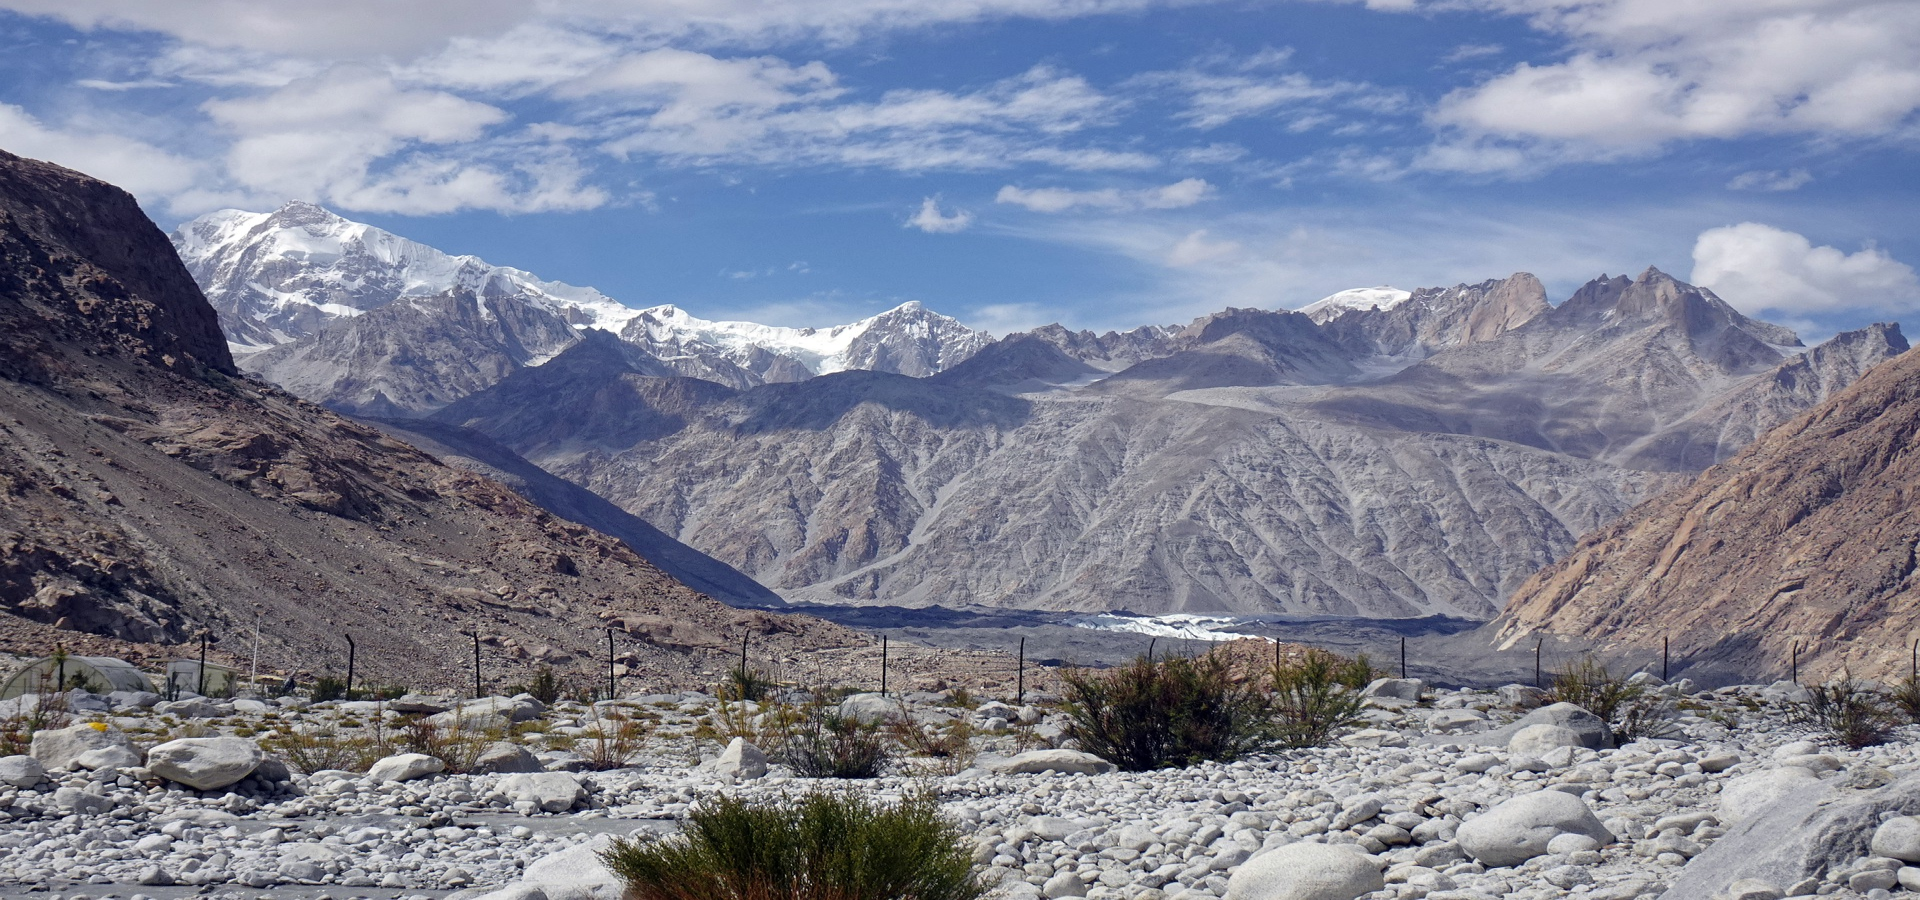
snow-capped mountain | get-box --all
[620,300,994,389]
[172,201,639,351]
[171,201,996,411]
[1296,286,1412,322]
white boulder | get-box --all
[837,692,904,724]
[472,742,545,775]
[0,754,46,787]
[1456,790,1612,867]
[1872,816,1920,863]
[990,749,1116,776]
[502,772,585,812]
[366,752,445,783]
[1508,724,1584,756]
[713,738,768,779]
[29,722,136,771]
[145,737,264,790]
[1224,842,1385,900]
[74,745,143,771]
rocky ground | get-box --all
[4,675,1920,900]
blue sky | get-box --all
[1,1,1916,341]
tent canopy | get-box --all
[0,655,155,700]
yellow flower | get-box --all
[89,722,109,732]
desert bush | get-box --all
[390,716,490,773]
[784,702,889,779]
[1796,677,1901,749]
[0,684,72,756]
[1270,648,1366,749]
[262,724,379,773]
[1547,656,1679,743]
[513,666,564,705]
[1891,674,1920,723]
[601,790,983,900]
[887,705,977,775]
[579,708,649,771]
[721,665,776,703]
[1332,653,1383,691]
[310,676,350,703]
[1062,652,1273,771]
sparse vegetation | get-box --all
[578,708,649,770]
[1890,673,1920,723]
[1270,648,1366,749]
[1062,652,1274,771]
[1796,676,1901,749]
[0,682,72,756]
[887,704,978,775]
[721,665,776,703]
[601,791,983,900]
[261,723,379,773]
[784,702,889,779]
[310,676,350,703]
[514,666,564,705]
[1547,656,1678,743]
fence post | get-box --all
[1534,639,1543,688]
[607,628,617,702]
[880,635,888,696]
[1147,638,1157,664]
[1791,642,1800,685]
[471,630,482,699]
[1662,637,1669,682]
[1400,637,1407,680]
[1016,637,1025,706]
[197,632,210,696]
[345,634,356,700]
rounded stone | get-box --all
[145,737,263,790]
[1507,724,1583,756]
[1223,843,1384,900]
[1719,768,1821,822]
[366,752,444,783]
[1872,817,1920,864]
[1456,790,1612,867]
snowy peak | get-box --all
[171,200,638,350]
[619,299,991,388]
[1298,286,1412,323]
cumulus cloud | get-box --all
[996,178,1214,213]
[907,196,974,233]
[1422,0,1920,168]
[1727,169,1813,192]
[0,103,201,199]
[203,68,607,215]
[1690,222,1920,316]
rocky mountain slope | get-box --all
[1494,340,1920,681]
[434,268,1902,618]
[0,149,855,685]
[172,203,993,412]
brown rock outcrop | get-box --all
[0,148,859,689]
[1494,341,1920,681]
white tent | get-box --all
[0,655,154,700]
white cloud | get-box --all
[1690,222,1920,316]
[1165,229,1241,267]
[1422,0,1920,167]
[0,103,201,199]
[907,196,974,233]
[202,68,607,215]
[1133,51,1406,130]
[1727,168,1813,192]
[996,177,1214,213]
[964,302,1048,334]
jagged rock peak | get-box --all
[1560,267,1802,347]
[0,149,235,379]
[1315,272,1549,358]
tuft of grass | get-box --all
[1270,648,1366,749]
[261,724,379,773]
[721,665,776,703]
[578,708,649,771]
[1061,652,1274,771]
[310,676,350,703]
[887,706,978,776]
[0,683,72,756]
[601,791,983,900]
[1796,676,1900,750]
[1890,674,1920,723]
[513,666,564,705]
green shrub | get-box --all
[601,791,983,900]
[1270,649,1365,749]
[1891,674,1920,723]
[721,665,776,703]
[1062,652,1273,771]
[262,724,378,773]
[1796,677,1900,750]
[513,666,564,705]
[784,704,888,779]
[1333,653,1382,691]
[310,676,349,703]
[579,709,648,771]
[1547,656,1678,743]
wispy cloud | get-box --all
[995,177,1214,213]
[1728,169,1813,192]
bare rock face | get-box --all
[1315,273,1550,358]
[0,149,857,685]
[1494,339,1920,680]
